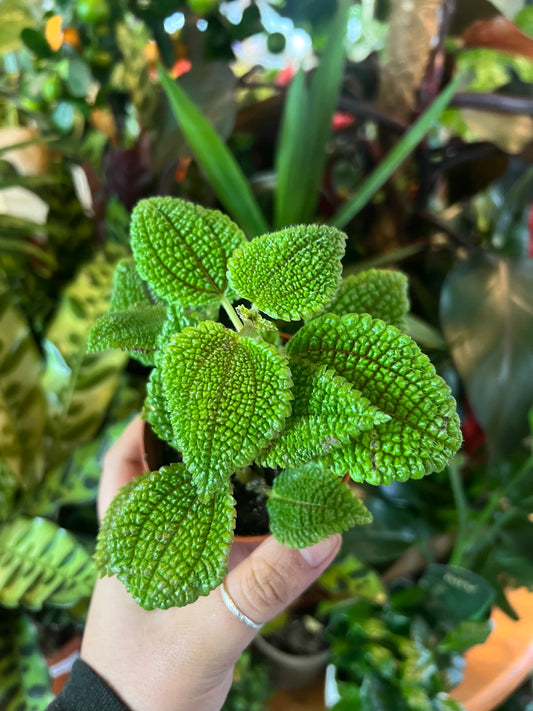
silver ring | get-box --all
[220,582,263,630]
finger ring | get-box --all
[220,581,263,630]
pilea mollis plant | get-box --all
[88,196,462,611]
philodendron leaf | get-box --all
[88,304,167,357]
[130,197,246,307]
[95,464,235,609]
[260,362,390,469]
[287,313,462,485]
[326,269,409,330]
[0,517,95,610]
[0,611,53,710]
[227,225,346,320]
[161,321,292,494]
[268,463,372,548]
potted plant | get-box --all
[88,194,462,610]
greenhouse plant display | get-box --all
[88,195,462,610]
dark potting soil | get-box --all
[232,472,270,537]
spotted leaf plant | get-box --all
[88,197,462,611]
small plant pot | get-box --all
[254,632,330,691]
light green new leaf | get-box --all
[260,362,390,469]
[0,611,53,711]
[110,257,161,311]
[287,313,462,485]
[131,197,246,306]
[228,225,346,320]
[88,304,167,357]
[161,322,293,494]
[268,463,372,548]
[0,286,46,488]
[95,464,235,609]
[326,269,409,330]
[0,517,95,610]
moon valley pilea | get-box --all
[88,197,462,610]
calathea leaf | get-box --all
[287,314,462,485]
[0,611,53,710]
[0,517,95,610]
[0,285,46,488]
[130,197,246,306]
[326,269,409,331]
[88,304,167,357]
[161,321,292,494]
[227,224,346,320]
[94,464,235,609]
[267,463,372,548]
[260,361,390,469]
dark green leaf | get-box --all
[438,620,492,654]
[288,313,462,484]
[440,255,533,457]
[95,464,235,609]
[268,463,372,547]
[228,224,346,320]
[130,197,246,307]
[161,321,292,494]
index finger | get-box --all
[98,416,145,520]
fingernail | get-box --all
[299,535,341,567]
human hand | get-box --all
[81,418,341,711]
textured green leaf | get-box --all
[287,314,462,485]
[0,611,53,711]
[88,304,167,356]
[110,257,161,311]
[130,197,246,306]
[161,321,292,493]
[0,286,46,488]
[144,365,175,447]
[95,464,235,609]
[0,517,95,610]
[260,361,390,469]
[268,463,372,548]
[228,225,346,320]
[326,270,409,330]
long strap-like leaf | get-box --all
[158,64,269,238]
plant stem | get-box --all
[448,462,470,566]
[221,295,243,332]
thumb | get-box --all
[221,534,341,636]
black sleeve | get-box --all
[47,659,131,711]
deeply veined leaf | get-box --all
[161,322,293,494]
[110,257,159,311]
[260,362,390,469]
[0,517,95,610]
[144,365,176,447]
[158,64,268,237]
[326,270,409,330]
[88,304,167,356]
[0,611,53,711]
[268,463,372,548]
[287,313,462,485]
[228,225,346,320]
[130,197,246,306]
[0,286,46,487]
[95,464,235,609]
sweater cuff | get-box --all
[48,658,130,711]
